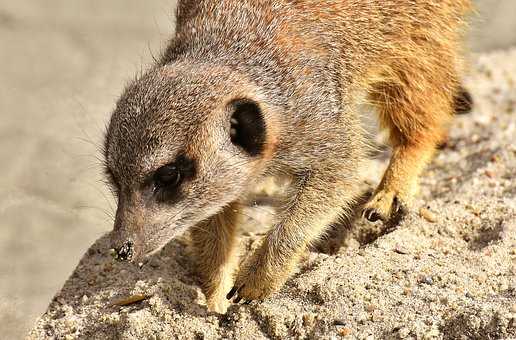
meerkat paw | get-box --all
[226,258,284,303]
[226,271,279,303]
[362,188,409,225]
[206,294,230,314]
[204,273,236,314]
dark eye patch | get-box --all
[154,164,181,189]
[153,154,195,202]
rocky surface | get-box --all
[28,48,516,339]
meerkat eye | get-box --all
[153,164,181,191]
[229,99,266,156]
[151,155,195,200]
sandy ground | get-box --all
[28,48,516,339]
[0,1,172,338]
[1,1,516,339]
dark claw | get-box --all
[454,86,473,115]
[369,211,382,222]
[393,196,401,213]
[364,208,382,222]
[386,199,408,230]
[234,296,242,304]
[243,300,252,305]
[226,287,238,300]
[392,196,408,219]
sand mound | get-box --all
[29,49,516,339]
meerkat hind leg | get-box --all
[363,62,457,224]
[363,143,436,224]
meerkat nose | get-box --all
[114,240,134,261]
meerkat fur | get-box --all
[104,0,472,313]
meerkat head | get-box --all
[104,62,277,262]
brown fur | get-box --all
[104,0,472,312]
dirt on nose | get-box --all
[111,240,134,262]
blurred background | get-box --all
[0,0,515,338]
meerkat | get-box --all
[104,0,472,313]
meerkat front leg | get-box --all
[227,169,359,302]
[191,203,241,313]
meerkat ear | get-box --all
[229,99,266,156]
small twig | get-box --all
[110,294,152,307]
[394,245,409,255]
